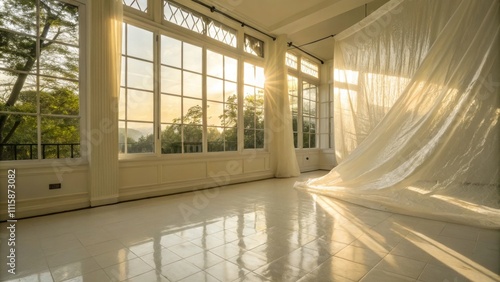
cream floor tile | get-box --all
[49,257,101,282]
[178,271,219,282]
[63,269,111,282]
[205,260,249,282]
[374,254,426,279]
[123,270,169,282]
[159,260,201,281]
[334,245,387,267]
[103,257,153,281]
[93,248,138,268]
[139,248,183,268]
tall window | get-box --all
[243,63,265,149]
[288,75,299,147]
[302,82,317,148]
[0,0,81,161]
[206,50,238,152]
[286,53,319,149]
[160,36,203,154]
[119,23,155,154]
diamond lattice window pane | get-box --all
[123,0,148,13]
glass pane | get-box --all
[292,114,298,131]
[244,63,255,85]
[183,43,202,73]
[310,87,317,101]
[183,72,202,98]
[244,85,254,101]
[0,32,36,71]
[288,75,298,95]
[127,25,153,61]
[207,126,224,152]
[161,123,182,154]
[255,130,264,148]
[293,132,298,148]
[41,116,80,159]
[40,43,79,79]
[161,66,181,95]
[303,117,310,132]
[255,88,264,108]
[207,77,223,102]
[244,34,264,58]
[225,56,237,82]
[123,0,148,13]
[243,107,255,128]
[303,99,310,116]
[255,108,264,129]
[183,98,202,125]
[256,67,265,88]
[303,133,310,148]
[126,121,154,153]
[127,58,153,91]
[119,121,126,153]
[244,129,254,149]
[224,128,237,151]
[310,118,316,133]
[0,73,37,113]
[161,35,181,68]
[0,115,38,161]
[223,102,237,127]
[40,77,79,115]
[207,21,237,47]
[225,81,237,103]
[41,0,79,45]
[161,94,181,123]
[121,56,126,86]
[286,53,298,69]
[0,1,36,35]
[183,125,202,153]
[119,88,126,120]
[310,133,316,148]
[207,101,223,127]
[127,89,154,122]
[310,101,317,117]
[207,50,223,78]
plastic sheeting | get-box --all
[296,0,500,229]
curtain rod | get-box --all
[191,0,276,41]
[288,42,325,65]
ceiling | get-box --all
[200,0,389,62]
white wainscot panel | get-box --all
[243,157,269,173]
[162,162,207,183]
[120,165,158,188]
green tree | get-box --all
[0,0,79,160]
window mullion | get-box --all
[155,33,161,155]
[202,46,207,154]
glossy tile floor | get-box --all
[1,171,499,282]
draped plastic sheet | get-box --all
[296,0,500,229]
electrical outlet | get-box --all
[49,183,61,189]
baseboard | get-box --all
[0,192,89,221]
[119,171,275,202]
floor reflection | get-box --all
[0,171,498,281]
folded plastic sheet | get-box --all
[296,0,500,229]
